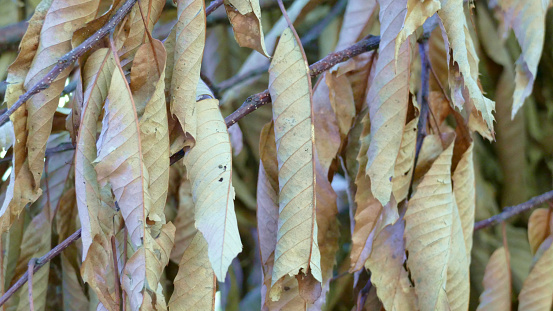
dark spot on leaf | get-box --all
[219,178,223,182]
[284,286,290,291]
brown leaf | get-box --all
[169,176,196,263]
[452,141,475,261]
[224,0,269,57]
[528,208,553,255]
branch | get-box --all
[474,190,553,231]
[0,229,82,307]
[0,0,139,126]
[169,35,381,164]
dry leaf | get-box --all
[183,98,242,281]
[517,240,553,310]
[396,0,440,59]
[476,247,512,311]
[170,0,206,146]
[365,0,412,206]
[404,133,455,311]
[268,28,322,292]
[452,141,475,261]
[528,208,553,255]
[224,0,269,57]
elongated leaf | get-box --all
[365,0,412,206]
[350,117,383,272]
[396,0,440,58]
[268,27,322,291]
[497,0,548,117]
[392,104,419,202]
[134,39,170,225]
[183,98,242,281]
[170,176,196,263]
[335,0,377,51]
[476,247,512,311]
[168,232,216,310]
[366,215,417,310]
[224,0,269,57]
[528,208,553,255]
[452,141,475,261]
[404,133,455,311]
[445,198,470,311]
[170,0,206,145]
[517,240,553,310]
[24,0,99,187]
[0,0,51,233]
[438,0,495,130]
[75,47,115,259]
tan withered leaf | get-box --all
[0,0,51,233]
[257,121,279,266]
[334,0,378,51]
[170,0,206,146]
[81,234,119,311]
[476,247,512,311]
[0,121,14,151]
[365,0,412,206]
[133,39,170,225]
[117,0,165,68]
[268,27,322,290]
[24,0,99,187]
[497,0,548,118]
[396,0,440,59]
[452,140,475,262]
[350,117,383,272]
[170,176,197,263]
[528,208,553,255]
[445,199,470,311]
[517,240,553,310]
[169,232,216,310]
[224,0,269,57]
[365,215,417,310]
[405,133,455,311]
[75,47,115,259]
[437,0,495,130]
[392,102,419,202]
[183,98,242,281]
[326,73,355,141]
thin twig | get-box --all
[0,0,139,126]
[474,190,553,231]
[0,229,82,307]
[301,0,347,45]
[27,258,37,311]
[169,35,381,164]
[205,0,224,16]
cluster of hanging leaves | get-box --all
[0,0,553,309]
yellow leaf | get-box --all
[268,27,322,290]
[528,208,553,255]
[517,241,553,310]
[437,0,495,130]
[168,232,216,310]
[404,133,455,311]
[365,0,413,206]
[476,247,512,311]
[366,215,417,310]
[183,98,242,281]
[170,0,206,146]
[497,0,548,118]
[224,0,269,57]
